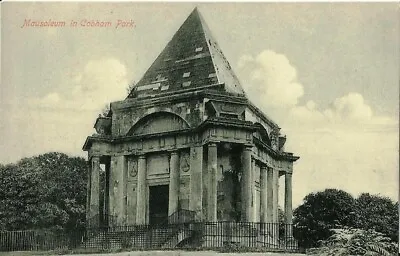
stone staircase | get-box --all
[162,228,194,248]
[81,209,197,250]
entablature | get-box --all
[253,136,299,162]
[84,117,256,154]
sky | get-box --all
[1,2,398,208]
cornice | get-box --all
[253,137,299,162]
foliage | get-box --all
[354,193,398,242]
[294,189,399,250]
[307,228,398,255]
[293,189,357,248]
[0,152,87,231]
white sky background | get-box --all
[1,3,398,207]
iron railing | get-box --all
[0,222,298,252]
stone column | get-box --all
[207,142,218,221]
[285,172,293,237]
[241,145,253,222]
[189,145,203,221]
[89,156,100,225]
[266,167,274,223]
[260,165,268,223]
[136,155,147,225]
[168,151,180,216]
[251,159,256,222]
[109,156,127,226]
[103,160,110,223]
[272,167,279,223]
[86,160,91,224]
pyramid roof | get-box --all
[127,7,245,99]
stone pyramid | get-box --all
[127,7,245,99]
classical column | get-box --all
[136,155,147,225]
[251,159,256,222]
[109,156,127,225]
[241,145,253,222]
[168,151,180,216]
[189,145,203,221]
[86,160,91,224]
[272,167,279,223]
[103,160,110,223]
[260,165,268,223]
[266,167,274,223]
[207,142,218,221]
[285,172,293,237]
[89,156,100,225]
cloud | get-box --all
[240,50,304,109]
[31,58,128,112]
[0,58,129,164]
[71,58,128,110]
[283,127,398,208]
[324,92,373,122]
[286,93,397,132]
[238,50,396,130]
[239,50,398,207]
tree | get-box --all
[0,152,87,231]
[307,228,398,255]
[293,189,356,248]
[354,193,398,242]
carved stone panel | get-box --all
[128,157,138,178]
[180,151,190,174]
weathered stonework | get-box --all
[83,8,299,233]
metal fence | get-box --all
[0,222,298,252]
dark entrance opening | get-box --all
[149,185,169,225]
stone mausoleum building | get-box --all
[83,8,299,246]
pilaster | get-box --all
[189,145,203,221]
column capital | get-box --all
[244,144,253,151]
[170,151,179,156]
[138,154,146,159]
[208,142,218,147]
[91,155,100,162]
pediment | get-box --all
[254,123,271,146]
[206,101,246,119]
[127,112,190,136]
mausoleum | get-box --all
[83,7,299,247]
